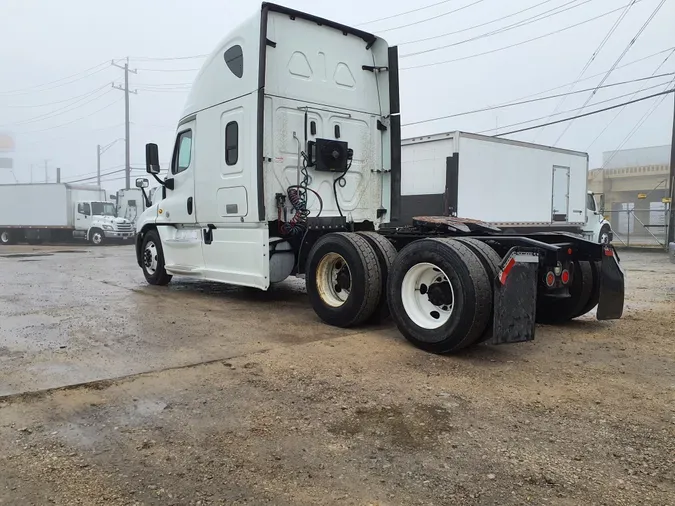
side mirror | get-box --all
[598,194,605,214]
[146,143,160,175]
[136,178,149,189]
[109,194,116,201]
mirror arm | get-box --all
[140,188,152,208]
[151,173,165,187]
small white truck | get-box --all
[400,131,613,244]
[132,2,625,355]
[114,188,146,228]
[0,183,134,245]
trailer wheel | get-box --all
[0,230,14,245]
[599,225,611,245]
[536,261,593,324]
[306,232,382,328]
[454,238,501,341]
[141,229,172,286]
[388,238,492,354]
[356,231,398,323]
[573,261,601,318]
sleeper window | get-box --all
[224,45,243,78]
[225,121,238,166]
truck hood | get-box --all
[94,215,132,225]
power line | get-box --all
[401,0,593,59]
[130,54,209,61]
[356,0,456,26]
[553,0,668,145]
[0,65,111,96]
[1,87,113,128]
[401,1,639,71]
[375,0,485,34]
[587,48,675,150]
[135,67,201,72]
[398,0,557,45]
[402,72,675,126]
[493,88,674,137]
[533,0,637,142]
[6,84,111,108]
[0,60,110,95]
[481,80,669,135]
[16,98,123,135]
[601,76,675,169]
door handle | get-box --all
[187,197,193,215]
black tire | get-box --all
[89,228,105,246]
[387,238,492,354]
[306,232,382,328]
[141,229,173,286]
[454,237,501,341]
[599,225,611,245]
[0,230,14,245]
[356,231,398,323]
[573,261,601,318]
[536,261,593,324]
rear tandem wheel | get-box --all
[387,238,492,354]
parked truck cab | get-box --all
[583,191,613,244]
[73,200,135,245]
[135,2,624,355]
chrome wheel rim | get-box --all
[0,231,9,244]
[401,262,455,330]
[144,241,158,275]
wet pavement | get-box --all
[0,244,364,397]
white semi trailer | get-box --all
[133,2,625,354]
[0,183,134,245]
[400,131,612,244]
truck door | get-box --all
[75,202,92,231]
[156,122,204,271]
[552,165,570,222]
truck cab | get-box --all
[582,191,613,244]
[74,200,134,245]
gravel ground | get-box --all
[0,246,673,505]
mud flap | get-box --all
[490,252,539,345]
[597,245,624,320]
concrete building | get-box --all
[588,145,671,247]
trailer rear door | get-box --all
[552,165,570,222]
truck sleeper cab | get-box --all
[135,2,625,355]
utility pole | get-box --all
[56,167,61,183]
[44,159,49,183]
[30,163,33,184]
[112,58,137,190]
[668,93,675,245]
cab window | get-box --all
[172,130,193,174]
[586,193,596,212]
[78,203,91,215]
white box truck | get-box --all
[132,2,624,355]
[400,131,613,244]
[114,188,146,228]
[0,183,134,245]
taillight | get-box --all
[545,271,555,287]
[561,269,570,284]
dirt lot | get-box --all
[1,245,673,505]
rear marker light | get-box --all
[545,271,555,287]
[561,269,570,284]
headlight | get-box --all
[102,225,113,231]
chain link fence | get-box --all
[605,207,671,248]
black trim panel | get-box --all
[445,152,459,216]
[396,194,446,225]
[388,46,401,222]
[256,6,270,222]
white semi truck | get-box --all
[400,131,613,244]
[133,2,625,354]
[0,183,134,245]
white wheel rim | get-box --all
[600,232,609,244]
[401,262,455,330]
[315,252,351,307]
[143,242,158,275]
[92,232,102,245]
[1,232,8,243]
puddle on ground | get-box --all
[1,253,53,258]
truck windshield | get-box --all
[91,202,116,216]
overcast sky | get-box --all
[0,0,673,193]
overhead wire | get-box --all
[402,72,675,126]
[16,98,124,135]
[401,1,642,70]
[356,0,456,26]
[0,65,112,96]
[492,88,674,137]
[375,0,485,33]
[553,0,668,145]
[130,54,209,61]
[586,48,675,150]
[397,0,557,45]
[0,60,110,95]
[401,0,594,58]
[135,67,201,72]
[480,80,671,135]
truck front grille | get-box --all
[115,224,133,232]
